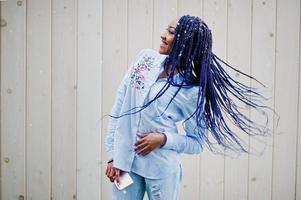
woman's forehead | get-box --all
[168,18,178,28]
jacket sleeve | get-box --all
[161,94,206,154]
[105,49,145,161]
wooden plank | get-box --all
[0,3,1,199]
[128,0,153,60]
[297,2,301,199]
[272,0,300,199]
[248,0,276,199]
[51,0,77,199]
[124,1,153,199]
[178,0,203,17]
[297,5,301,198]
[26,0,52,199]
[153,0,177,50]
[177,1,203,200]
[101,0,128,199]
[224,0,252,199]
[0,0,26,199]
[76,0,102,199]
[200,0,227,200]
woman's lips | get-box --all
[160,43,166,48]
[162,40,168,45]
[160,41,168,48]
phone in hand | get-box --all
[114,172,134,190]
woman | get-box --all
[105,15,272,200]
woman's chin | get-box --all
[158,47,168,55]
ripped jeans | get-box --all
[112,164,182,200]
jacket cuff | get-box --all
[160,132,175,149]
[160,133,167,147]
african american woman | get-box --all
[104,15,273,200]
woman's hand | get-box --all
[134,132,166,156]
[105,161,121,184]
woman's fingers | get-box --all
[105,166,109,176]
[136,146,151,155]
[106,164,112,176]
[136,132,148,139]
[106,166,111,177]
[115,169,120,185]
[134,141,148,151]
[109,167,115,178]
[106,163,123,184]
[135,133,162,155]
[109,169,115,182]
[134,137,146,146]
[141,150,151,156]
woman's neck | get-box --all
[166,65,179,76]
[157,65,179,81]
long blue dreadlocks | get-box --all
[108,15,278,154]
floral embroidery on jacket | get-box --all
[130,55,155,90]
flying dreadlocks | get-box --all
[109,15,277,154]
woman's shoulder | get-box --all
[138,48,166,57]
[135,48,167,65]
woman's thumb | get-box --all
[115,169,120,185]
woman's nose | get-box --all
[160,34,166,40]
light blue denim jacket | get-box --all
[105,49,206,179]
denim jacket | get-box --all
[105,49,206,178]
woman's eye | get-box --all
[166,28,175,35]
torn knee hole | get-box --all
[150,184,162,200]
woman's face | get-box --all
[158,18,178,55]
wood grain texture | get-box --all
[224,1,252,199]
[248,0,276,199]
[297,2,301,197]
[101,0,128,199]
[51,0,77,199]
[26,0,52,199]
[1,0,26,199]
[297,11,301,197]
[272,0,300,199]
[200,0,227,199]
[76,0,102,199]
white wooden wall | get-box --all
[1,0,300,200]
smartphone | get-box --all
[114,172,134,190]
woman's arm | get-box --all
[161,92,206,154]
[105,71,129,162]
[161,117,205,154]
[135,90,206,155]
[134,119,205,155]
[105,49,145,161]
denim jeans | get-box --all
[112,164,182,200]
